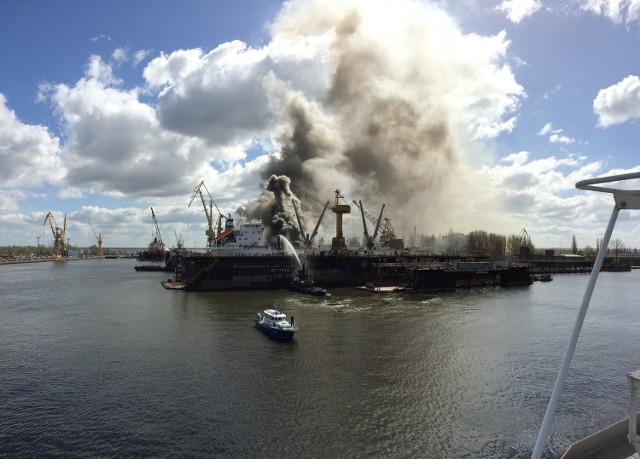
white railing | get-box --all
[532,171,640,459]
[628,370,640,453]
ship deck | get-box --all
[561,414,640,458]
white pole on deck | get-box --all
[531,204,619,459]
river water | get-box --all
[1,258,640,458]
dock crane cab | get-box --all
[43,212,67,258]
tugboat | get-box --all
[254,309,297,341]
[290,263,327,296]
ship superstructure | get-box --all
[210,212,275,256]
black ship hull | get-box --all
[169,252,532,292]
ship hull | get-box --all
[179,255,295,291]
[172,252,533,292]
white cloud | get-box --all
[549,133,575,144]
[537,122,575,143]
[133,50,150,66]
[0,94,63,190]
[594,75,640,126]
[112,48,127,64]
[39,59,221,200]
[580,0,640,24]
[90,34,111,42]
[496,0,543,23]
[538,122,554,136]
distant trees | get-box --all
[506,231,535,257]
[571,235,578,254]
[583,244,595,258]
[506,235,520,256]
[611,238,624,262]
[467,230,506,259]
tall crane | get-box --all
[291,184,351,253]
[352,200,396,247]
[518,227,532,259]
[353,200,385,250]
[89,220,103,257]
[43,212,67,258]
[188,181,225,251]
[379,218,396,246]
[291,199,329,249]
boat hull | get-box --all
[289,281,327,296]
[255,321,296,341]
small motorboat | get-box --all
[255,309,297,341]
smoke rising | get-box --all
[245,174,303,244]
[248,0,522,242]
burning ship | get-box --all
[162,180,532,292]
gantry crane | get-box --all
[188,181,226,251]
[43,212,67,258]
[89,220,103,257]
[352,200,385,250]
[291,184,351,253]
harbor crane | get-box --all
[189,181,225,251]
[173,230,184,249]
[353,200,385,250]
[518,227,532,259]
[43,212,67,258]
[378,218,396,246]
[291,184,351,253]
[150,207,165,247]
[352,200,396,247]
[291,198,329,249]
[89,220,103,257]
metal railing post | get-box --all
[531,204,619,459]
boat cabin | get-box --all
[262,309,289,326]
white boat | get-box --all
[254,309,297,341]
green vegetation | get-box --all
[0,245,135,260]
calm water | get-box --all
[2,259,640,458]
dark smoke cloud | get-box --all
[251,0,459,241]
[245,174,304,245]
[245,0,521,241]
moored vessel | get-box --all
[138,207,170,261]
[289,263,327,296]
[290,277,327,296]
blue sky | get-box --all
[2,0,640,251]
